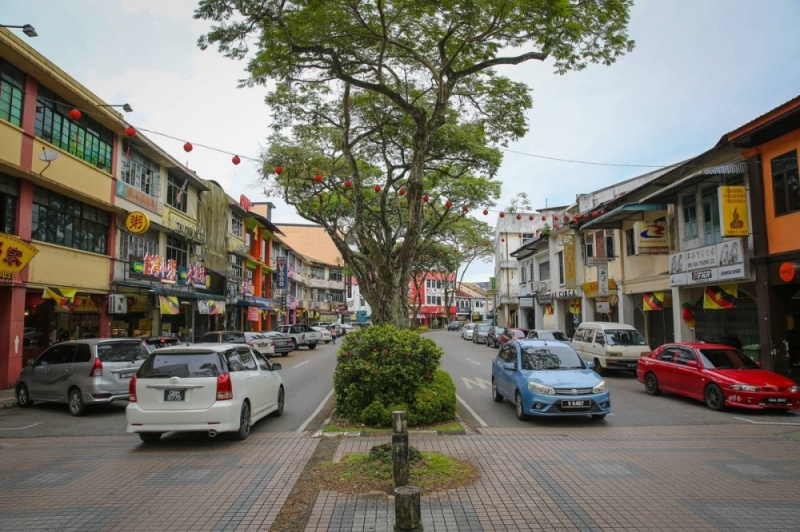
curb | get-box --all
[312,415,472,438]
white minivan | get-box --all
[571,322,652,375]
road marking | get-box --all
[461,377,491,390]
[732,416,800,426]
[466,358,481,366]
[457,394,487,427]
[0,422,42,431]
[292,360,309,369]
[297,388,333,433]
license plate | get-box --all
[164,389,185,402]
[561,400,591,409]
[119,372,135,379]
[765,397,788,404]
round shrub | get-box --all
[415,326,429,333]
[334,325,443,424]
[408,370,457,426]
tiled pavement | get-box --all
[1,424,799,531]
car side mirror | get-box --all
[686,360,698,368]
[271,363,282,371]
[503,362,516,371]
[586,361,595,369]
[597,338,605,346]
[27,358,35,366]
[756,361,762,368]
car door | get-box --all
[234,347,267,417]
[253,351,280,413]
[672,347,705,399]
[41,344,77,401]
[651,346,678,390]
[28,348,58,399]
[498,344,518,397]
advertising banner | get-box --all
[562,237,577,289]
[719,186,749,237]
[159,295,180,315]
[247,306,260,322]
[276,256,288,289]
[634,221,669,255]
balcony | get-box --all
[307,277,346,290]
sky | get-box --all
[4,0,800,283]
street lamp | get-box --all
[1,24,38,37]
[99,103,133,113]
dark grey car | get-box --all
[15,338,150,416]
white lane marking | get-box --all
[457,394,487,427]
[732,416,800,426]
[466,358,481,366]
[461,377,491,390]
[297,388,334,434]
[292,360,309,369]
[0,422,42,431]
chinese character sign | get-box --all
[130,254,178,283]
[276,256,288,289]
[719,186,749,237]
[124,211,151,235]
[0,233,39,274]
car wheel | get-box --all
[235,401,251,440]
[308,343,317,350]
[704,384,725,411]
[68,387,86,417]
[15,384,33,408]
[591,414,606,420]
[282,352,289,357]
[291,339,298,350]
[270,386,285,417]
[515,391,529,421]
[138,432,162,444]
[492,379,503,402]
[594,358,607,376]
[644,373,661,396]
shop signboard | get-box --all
[165,207,205,242]
[535,289,580,304]
[719,186,749,237]
[247,306,260,322]
[0,232,39,283]
[241,278,254,297]
[598,265,609,296]
[634,221,669,255]
[124,212,150,235]
[129,254,178,283]
[562,236,577,289]
[276,256,288,289]
[669,238,746,286]
[116,181,164,215]
[177,263,209,288]
[581,278,617,298]
[519,297,534,308]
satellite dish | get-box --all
[39,150,60,162]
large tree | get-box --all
[196,0,634,326]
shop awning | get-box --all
[638,162,747,204]
[580,203,668,231]
[151,287,226,301]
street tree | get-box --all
[197,0,635,327]
[408,242,461,328]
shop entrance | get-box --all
[693,293,758,349]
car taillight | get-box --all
[90,358,103,377]
[216,373,233,400]
[247,340,254,346]
[128,375,137,402]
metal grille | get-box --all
[693,293,759,347]
[554,388,593,395]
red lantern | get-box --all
[125,126,136,137]
[600,209,606,215]
[499,212,505,218]
[501,238,505,242]
[468,245,473,250]
[592,211,598,217]
[445,200,452,208]
[554,224,559,229]
[584,213,590,219]
[516,214,521,220]
[274,166,284,174]
[423,194,429,202]
[344,179,353,188]
[462,205,469,212]
[374,185,381,192]
[682,306,694,321]
[314,173,323,182]
[536,229,540,234]
[554,215,559,221]
[518,233,522,238]
[69,108,82,120]
[564,215,570,221]
[483,209,488,215]
[529,215,534,221]
[183,142,193,152]
[484,241,489,246]
[232,155,241,165]
[541,215,546,221]
[398,188,406,196]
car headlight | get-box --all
[592,380,607,393]
[607,351,622,357]
[728,384,761,392]
[528,382,556,395]
[789,385,800,393]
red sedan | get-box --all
[637,342,800,411]
[497,327,530,348]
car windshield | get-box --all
[541,331,570,341]
[604,329,647,346]
[221,332,246,343]
[698,348,759,369]
[244,333,262,340]
[512,329,527,339]
[138,351,223,378]
[262,332,287,339]
[96,342,150,362]
[476,324,491,332]
[520,345,584,371]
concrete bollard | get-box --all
[394,485,423,532]
[392,411,409,488]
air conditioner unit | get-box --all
[245,270,253,279]
[193,245,203,256]
[108,294,127,314]
[228,254,237,263]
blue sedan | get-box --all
[491,339,611,420]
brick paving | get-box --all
[1,424,799,531]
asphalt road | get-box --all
[1,331,798,438]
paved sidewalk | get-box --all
[0,423,798,531]
[0,389,15,408]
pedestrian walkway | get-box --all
[0,424,798,531]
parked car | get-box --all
[638,342,800,411]
[495,327,530,348]
[461,323,476,341]
[244,332,275,356]
[526,329,571,343]
[447,321,463,332]
[126,343,284,443]
[486,326,505,348]
[491,339,610,420]
[143,337,182,353]
[340,323,356,334]
[15,338,151,416]
[473,323,492,344]
[260,331,294,356]
[312,326,332,343]
[274,324,322,349]
[198,331,247,344]
[571,322,651,375]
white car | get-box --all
[126,344,284,443]
[461,323,476,341]
[312,326,332,343]
[245,332,275,356]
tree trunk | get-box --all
[361,264,410,328]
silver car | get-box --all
[15,338,150,416]
[473,323,492,344]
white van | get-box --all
[571,322,652,375]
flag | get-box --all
[569,298,581,314]
[704,284,738,310]
[175,179,188,203]
[43,287,77,311]
[159,295,180,315]
[643,292,665,311]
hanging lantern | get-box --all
[274,166,284,174]
[398,188,406,196]
[564,215,570,221]
[125,126,136,137]
[183,142,193,152]
[374,184,381,192]
[499,212,505,218]
[232,155,241,165]
[313,173,323,182]
[554,224,560,229]
[541,215,546,221]
[518,233,522,238]
[516,214,521,220]
[423,194,429,202]
[484,241,489,246]
[462,205,469,212]
[483,209,488,215]
[681,303,694,322]
[592,211,598,217]
[468,245,473,250]
[584,213,590,219]
[536,229,540,234]
[344,179,353,188]
[501,238,505,242]
[529,215,534,221]
[69,108,82,120]
[554,215,559,221]
[445,200,452,208]
[600,209,606,215]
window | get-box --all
[166,173,188,212]
[32,187,109,254]
[682,193,699,240]
[557,251,565,285]
[771,150,800,216]
[360,297,365,306]
[119,230,159,259]
[35,86,113,173]
[229,255,243,277]
[310,266,325,279]
[166,235,187,266]
[702,186,721,246]
[605,230,615,258]
[539,260,550,281]
[0,59,24,127]
[656,347,677,363]
[329,290,345,303]
[329,269,343,282]
[625,228,635,256]
[426,295,442,305]
[585,237,594,258]
[520,262,527,283]
[0,173,18,235]
[120,141,161,197]
[236,348,258,371]
[676,348,697,366]
[425,279,442,290]
[230,211,244,237]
